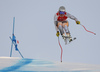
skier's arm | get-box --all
[54,14,59,31]
[66,12,80,24]
[66,12,78,21]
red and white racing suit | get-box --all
[54,12,78,33]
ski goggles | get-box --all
[59,11,65,14]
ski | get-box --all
[64,37,76,45]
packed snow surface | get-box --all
[0,57,100,72]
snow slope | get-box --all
[0,57,100,72]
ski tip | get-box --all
[13,17,15,21]
[74,37,76,40]
[94,33,96,35]
[13,17,15,19]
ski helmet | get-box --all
[59,6,66,12]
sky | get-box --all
[0,0,100,65]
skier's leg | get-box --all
[13,40,16,43]
[63,21,72,42]
[57,22,67,44]
[57,22,64,36]
[62,21,70,35]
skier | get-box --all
[12,34,16,43]
[54,6,80,42]
[12,34,18,51]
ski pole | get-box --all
[80,24,96,35]
[58,37,63,62]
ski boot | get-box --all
[62,34,67,45]
[66,33,72,43]
[62,34,66,40]
[69,38,72,42]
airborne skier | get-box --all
[54,6,96,62]
[54,6,80,43]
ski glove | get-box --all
[76,21,80,24]
[56,31,60,37]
